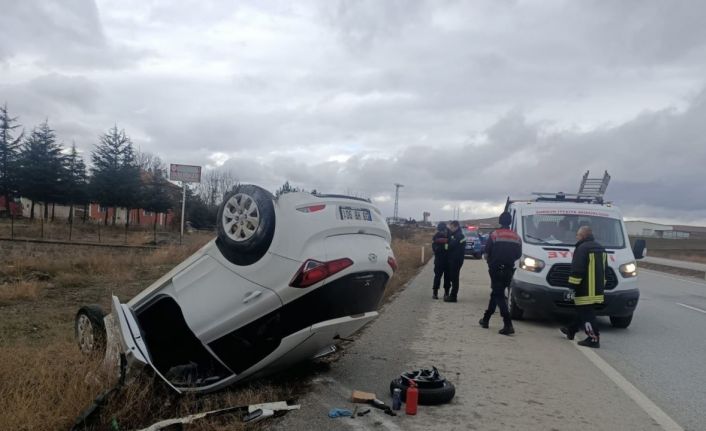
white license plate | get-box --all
[564,290,575,301]
[339,206,372,221]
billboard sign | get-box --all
[170,164,201,183]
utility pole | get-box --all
[393,183,404,220]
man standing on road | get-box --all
[431,222,449,300]
[560,225,606,348]
[444,220,466,302]
[479,212,522,335]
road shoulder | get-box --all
[275,260,666,431]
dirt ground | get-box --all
[0,227,430,430]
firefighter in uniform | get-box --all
[444,220,466,302]
[479,212,522,335]
[560,225,605,348]
[431,222,449,300]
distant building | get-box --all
[0,196,22,216]
[17,198,174,227]
[625,220,694,239]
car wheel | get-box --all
[508,287,524,320]
[75,305,106,354]
[389,377,455,405]
[610,314,633,328]
[216,184,276,265]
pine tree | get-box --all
[18,121,65,220]
[62,143,88,223]
[142,168,174,240]
[91,126,141,225]
[0,103,23,215]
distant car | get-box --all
[75,185,396,393]
[463,226,483,259]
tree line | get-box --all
[0,103,175,226]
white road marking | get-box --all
[640,269,706,287]
[574,343,683,431]
[676,303,706,314]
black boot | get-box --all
[498,318,514,336]
[560,327,576,340]
[432,290,439,300]
[577,336,600,348]
[479,312,491,328]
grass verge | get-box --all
[0,228,432,430]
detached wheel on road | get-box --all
[508,288,524,320]
[75,305,106,355]
[610,314,633,328]
[216,184,276,266]
[389,367,455,405]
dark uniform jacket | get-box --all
[484,228,522,271]
[447,229,466,264]
[568,235,606,306]
[432,231,449,262]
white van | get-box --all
[507,193,643,328]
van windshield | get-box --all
[522,214,625,248]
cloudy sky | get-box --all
[2,0,705,224]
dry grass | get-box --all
[0,343,109,431]
[0,280,46,302]
[385,228,433,301]
[0,228,431,430]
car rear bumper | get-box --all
[511,279,639,317]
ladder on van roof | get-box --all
[507,170,612,207]
[578,170,611,197]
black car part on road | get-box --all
[389,367,455,405]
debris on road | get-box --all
[135,401,300,430]
[390,366,456,405]
[328,408,353,418]
[351,389,376,403]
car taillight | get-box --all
[296,204,326,213]
[290,258,354,288]
[387,256,397,272]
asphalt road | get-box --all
[274,260,684,431]
[594,269,706,431]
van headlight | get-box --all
[520,255,545,272]
[619,261,637,278]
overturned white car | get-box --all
[75,185,396,393]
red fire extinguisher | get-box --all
[405,380,418,415]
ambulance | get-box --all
[506,192,643,328]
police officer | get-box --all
[444,220,466,302]
[431,222,449,300]
[479,212,522,335]
[560,225,606,348]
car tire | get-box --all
[610,314,633,328]
[508,288,524,320]
[75,305,106,355]
[216,184,276,266]
[389,377,455,405]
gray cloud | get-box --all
[1,0,705,224]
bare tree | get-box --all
[197,168,238,209]
[137,151,166,176]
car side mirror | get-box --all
[632,239,646,260]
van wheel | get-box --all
[508,288,524,320]
[75,305,106,354]
[610,314,633,328]
[216,184,276,265]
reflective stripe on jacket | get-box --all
[569,235,606,305]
